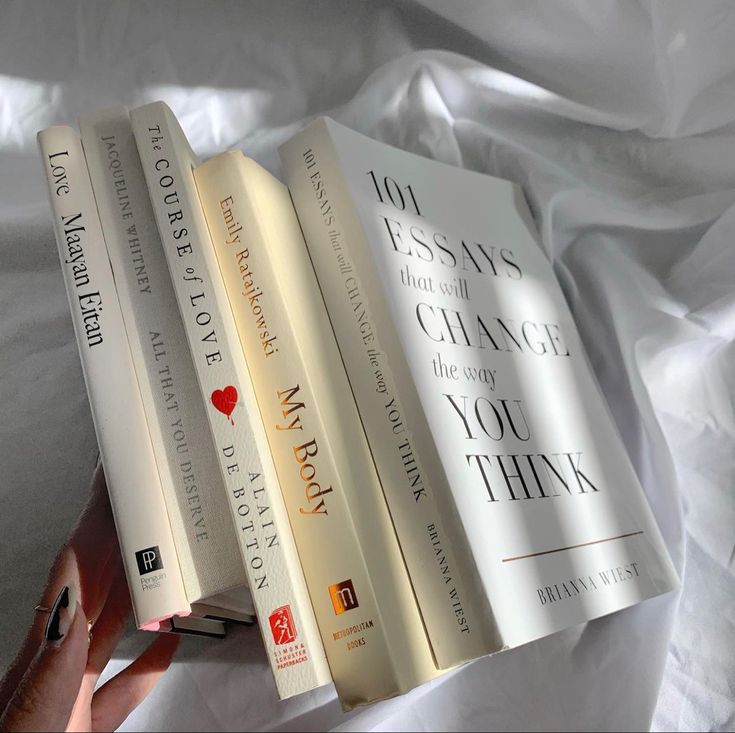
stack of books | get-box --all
[38,103,679,710]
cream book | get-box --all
[194,152,439,707]
[79,108,252,625]
[130,103,331,700]
[37,126,191,631]
[39,106,679,710]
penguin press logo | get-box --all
[135,546,163,576]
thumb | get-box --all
[0,586,89,732]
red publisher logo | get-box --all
[269,605,297,645]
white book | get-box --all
[130,102,331,699]
[79,107,251,619]
[280,118,680,658]
[37,126,190,630]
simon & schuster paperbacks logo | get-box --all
[269,605,297,645]
[135,546,163,576]
[328,579,359,614]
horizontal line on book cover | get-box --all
[501,530,645,563]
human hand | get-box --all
[0,463,180,732]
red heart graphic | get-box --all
[211,385,238,425]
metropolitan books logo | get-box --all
[135,546,163,576]
[328,579,359,614]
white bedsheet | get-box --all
[1,1,733,730]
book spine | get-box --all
[194,152,438,707]
[130,103,331,698]
[79,108,247,606]
[37,126,190,629]
[280,122,497,668]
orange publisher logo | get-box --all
[328,579,359,615]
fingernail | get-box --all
[44,585,77,645]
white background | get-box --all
[1,2,733,730]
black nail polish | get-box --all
[44,586,70,642]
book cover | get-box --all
[281,117,679,653]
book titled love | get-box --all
[39,105,679,710]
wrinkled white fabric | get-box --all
[1,1,732,730]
